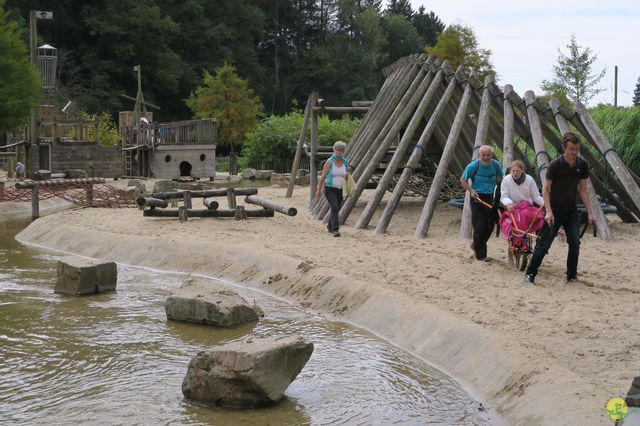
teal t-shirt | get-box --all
[462,159,503,195]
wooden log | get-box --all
[459,75,495,240]
[15,177,106,189]
[311,106,370,113]
[355,66,445,229]
[226,188,237,209]
[234,205,246,220]
[574,102,640,216]
[245,195,297,216]
[310,111,319,203]
[415,79,474,238]
[151,188,258,199]
[502,84,515,169]
[374,66,463,235]
[338,67,434,225]
[178,206,188,222]
[136,197,169,209]
[183,190,192,209]
[143,208,274,218]
[203,198,220,210]
[31,187,39,220]
[524,91,551,183]
[287,92,317,197]
[549,98,614,241]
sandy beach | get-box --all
[12,180,640,424]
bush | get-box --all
[241,112,361,163]
[590,105,640,176]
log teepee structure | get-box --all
[297,54,640,241]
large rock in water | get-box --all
[165,278,260,326]
[55,256,117,295]
[182,336,313,408]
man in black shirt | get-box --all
[524,132,593,284]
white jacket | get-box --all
[500,174,543,207]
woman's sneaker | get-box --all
[524,274,535,285]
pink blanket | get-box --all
[499,201,545,249]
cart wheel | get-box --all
[514,250,522,270]
[519,252,529,272]
[507,246,514,267]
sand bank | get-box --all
[15,184,639,424]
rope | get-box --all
[602,148,617,158]
[0,183,137,207]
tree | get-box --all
[541,34,606,105]
[0,0,40,131]
[386,0,413,20]
[427,24,495,79]
[186,63,264,174]
[412,7,444,47]
[382,14,423,67]
[633,76,640,106]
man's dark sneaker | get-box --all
[566,277,578,283]
[524,274,535,285]
[477,257,490,262]
[333,232,341,237]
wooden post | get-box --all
[234,205,246,220]
[183,190,192,209]
[136,197,169,209]
[574,102,640,215]
[524,91,551,184]
[31,186,39,220]
[459,75,495,240]
[86,185,94,206]
[226,188,236,209]
[415,79,474,238]
[245,195,297,216]
[178,206,188,222]
[549,98,614,241]
[502,84,515,169]
[374,66,462,235]
[355,67,444,229]
[310,110,319,204]
[287,92,317,198]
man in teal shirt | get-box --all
[459,145,504,261]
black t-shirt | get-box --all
[546,156,589,206]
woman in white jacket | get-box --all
[500,160,543,212]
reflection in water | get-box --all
[0,221,491,425]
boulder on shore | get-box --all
[182,336,313,408]
[165,278,260,327]
[55,256,117,295]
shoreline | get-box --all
[15,183,631,424]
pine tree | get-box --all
[186,64,264,174]
[633,76,640,106]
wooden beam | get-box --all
[287,92,317,197]
[245,195,297,216]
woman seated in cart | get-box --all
[499,160,546,267]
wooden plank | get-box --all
[144,208,274,218]
[502,84,515,169]
[151,188,257,199]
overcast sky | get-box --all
[410,0,639,106]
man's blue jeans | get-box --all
[526,205,581,279]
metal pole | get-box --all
[29,11,38,178]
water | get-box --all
[0,220,492,425]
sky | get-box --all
[410,0,640,106]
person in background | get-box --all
[524,132,593,285]
[15,161,25,181]
[459,145,504,261]
[316,141,348,237]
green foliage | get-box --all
[633,76,640,106]
[242,112,361,163]
[590,105,640,176]
[0,0,41,131]
[427,24,495,79]
[412,6,444,47]
[382,14,424,66]
[541,34,606,106]
[186,63,263,172]
[385,0,413,19]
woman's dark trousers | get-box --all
[471,193,495,260]
[324,186,343,233]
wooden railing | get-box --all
[121,118,217,148]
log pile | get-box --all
[138,188,297,222]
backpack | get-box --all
[468,158,502,185]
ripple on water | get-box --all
[0,229,492,425]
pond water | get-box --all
[0,220,493,425]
